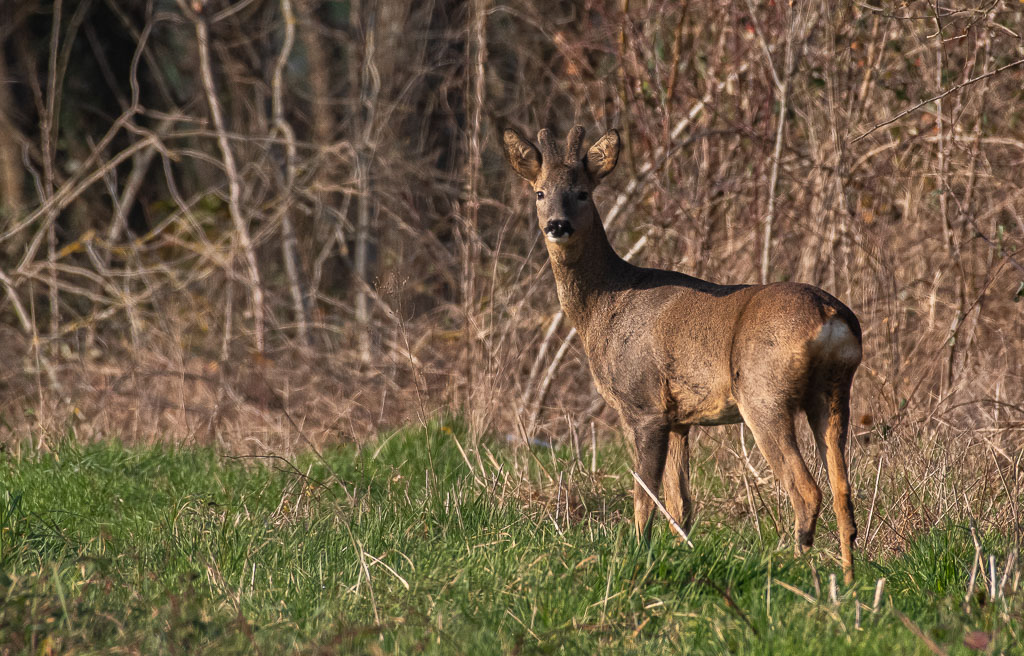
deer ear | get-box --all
[584,129,620,180]
[502,128,542,183]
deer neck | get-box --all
[548,219,632,331]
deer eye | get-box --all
[577,191,589,201]
[536,191,545,200]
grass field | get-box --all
[1,420,1019,654]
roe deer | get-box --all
[503,125,862,583]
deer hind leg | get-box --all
[805,385,857,584]
[662,427,693,535]
[626,417,670,541]
[740,405,822,554]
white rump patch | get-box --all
[812,318,862,364]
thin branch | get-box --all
[851,56,1024,142]
[893,607,950,656]
[3,109,143,256]
[43,0,63,338]
[272,0,312,346]
[178,0,265,353]
[761,12,796,285]
[631,469,694,547]
[0,269,32,333]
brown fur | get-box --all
[503,125,863,583]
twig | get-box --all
[355,539,380,625]
[526,326,577,436]
[893,607,949,656]
[852,56,1024,142]
[999,550,1016,597]
[519,312,564,417]
[695,576,760,637]
[605,58,757,230]
[989,555,997,601]
[774,579,816,604]
[743,0,783,90]
[864,454,883,549]
[351,4,380,363]
[0,269,32,333]
[364,552,410,591]
[3,107,143,252]
[272,0,312,345]
[178,0,266,353]
[9,132,150,274]
[630,469,693,547]
[965,215,1024,275]
[42,1,95,335]
[599,559,614,626]
[932,6,951,257]
[964,516,982,608]
[872,578,886,612]
[105,14,173,248]
[759,2,813,284]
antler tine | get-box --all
[536,128,560,164]
[565,125,586,165]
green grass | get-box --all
[0,421,1019,654]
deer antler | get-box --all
[537,128,561,165]
[565,125,585,165]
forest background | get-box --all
[0,0,1022,558]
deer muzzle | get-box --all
[543,219,574,243]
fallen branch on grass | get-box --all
[630,469,694,548]
[893,607,949,656]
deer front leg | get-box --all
[626,416,671,541]
[663,427,693,535]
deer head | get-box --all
[502,125,620,261]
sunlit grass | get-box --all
[0,420,1019,654]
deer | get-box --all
[502,125,863,584]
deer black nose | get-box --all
[544,220,574,239]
